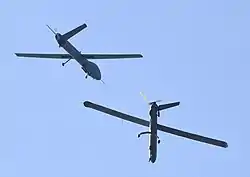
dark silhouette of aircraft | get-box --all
[15,23,143,82]
[83,93,228,163]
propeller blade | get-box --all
[151,100,162,104]
[155,100,162,102]
[140,92,149,103]
[149,100,162,105]
[46,24,56,34]
[140,92,163,105]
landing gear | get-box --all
[138,131,161,144]
[138,131,151,138]
[62,58,71,66]
[81,66,89,79]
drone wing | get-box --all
[15,53,142,60]
[157,124,228,148]
[81,54,143,59]
[83,101,149,127]
[83,101,228,148]
[15,53,72,59]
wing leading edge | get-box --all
[81,54,143,59]
[83,101,149,127]
[83,101,228,148]
[15,53,72,59]
[15,53,143,60]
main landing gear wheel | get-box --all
[158,140,160,144]
[85,75,88,79]
[61,59,71,67]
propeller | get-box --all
[140,92,162,105]
[140,92,161,117]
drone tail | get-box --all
[62,23,87,41]
[158,102,180,111]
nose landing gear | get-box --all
[137,131,161,144]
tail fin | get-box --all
[62,23,87,41]
[158,102,180,111]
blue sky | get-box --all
[0,0,248,176]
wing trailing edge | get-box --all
[81,53,143,59]
[157,124,228,148]
[15,53,143,60]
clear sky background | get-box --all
[0,0,249,176]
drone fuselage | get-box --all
[148,104,159,163]
[56,33,101,80]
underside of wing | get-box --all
[157,124,228,148]
[83,101,149,127]
[81,54,143,59]
[15,53,72,59]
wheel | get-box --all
[62,63,65,66]
[158,140,160,144]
